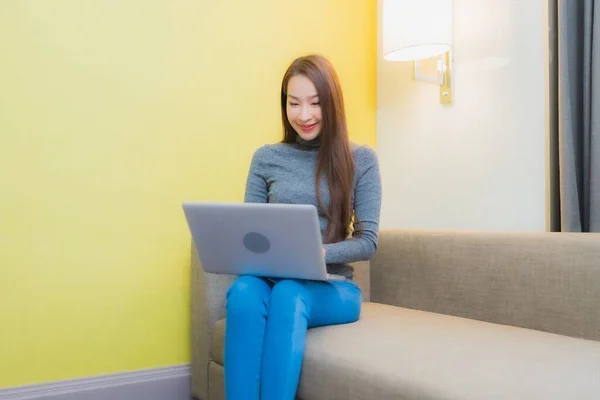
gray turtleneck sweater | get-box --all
[244,136,382,277]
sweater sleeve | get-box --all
[323,146,382,264]
[244,147,269,203]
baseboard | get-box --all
[0,364,190,400]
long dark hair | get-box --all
[280,54,355,244]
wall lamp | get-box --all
[382,0,454,104]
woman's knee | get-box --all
[226,275,271,314]
[269,280,310,316]
[332,281,362,322]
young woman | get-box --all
[224,54,382,400]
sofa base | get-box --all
[207,362,225,400]
[207,303,600,400]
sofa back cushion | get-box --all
[371,230,600,341]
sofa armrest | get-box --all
[370,229,600,342]
[190,242,235,400]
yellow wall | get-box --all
[0,0,376,388]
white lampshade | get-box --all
[383,0,453,61]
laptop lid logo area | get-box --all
[243,231,271,254]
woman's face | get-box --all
[286,74,322,141]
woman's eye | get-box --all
[289,103,299,106]
[311,102,320,106]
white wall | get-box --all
[376,0,549,231]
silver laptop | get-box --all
[182,201,344,281]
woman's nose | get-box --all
[300,105,311,121]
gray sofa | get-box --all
[191,230,600,399]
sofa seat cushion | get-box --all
[211,302,600,399]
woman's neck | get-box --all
[295,134,321,150]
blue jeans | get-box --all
[224,275,362,400]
